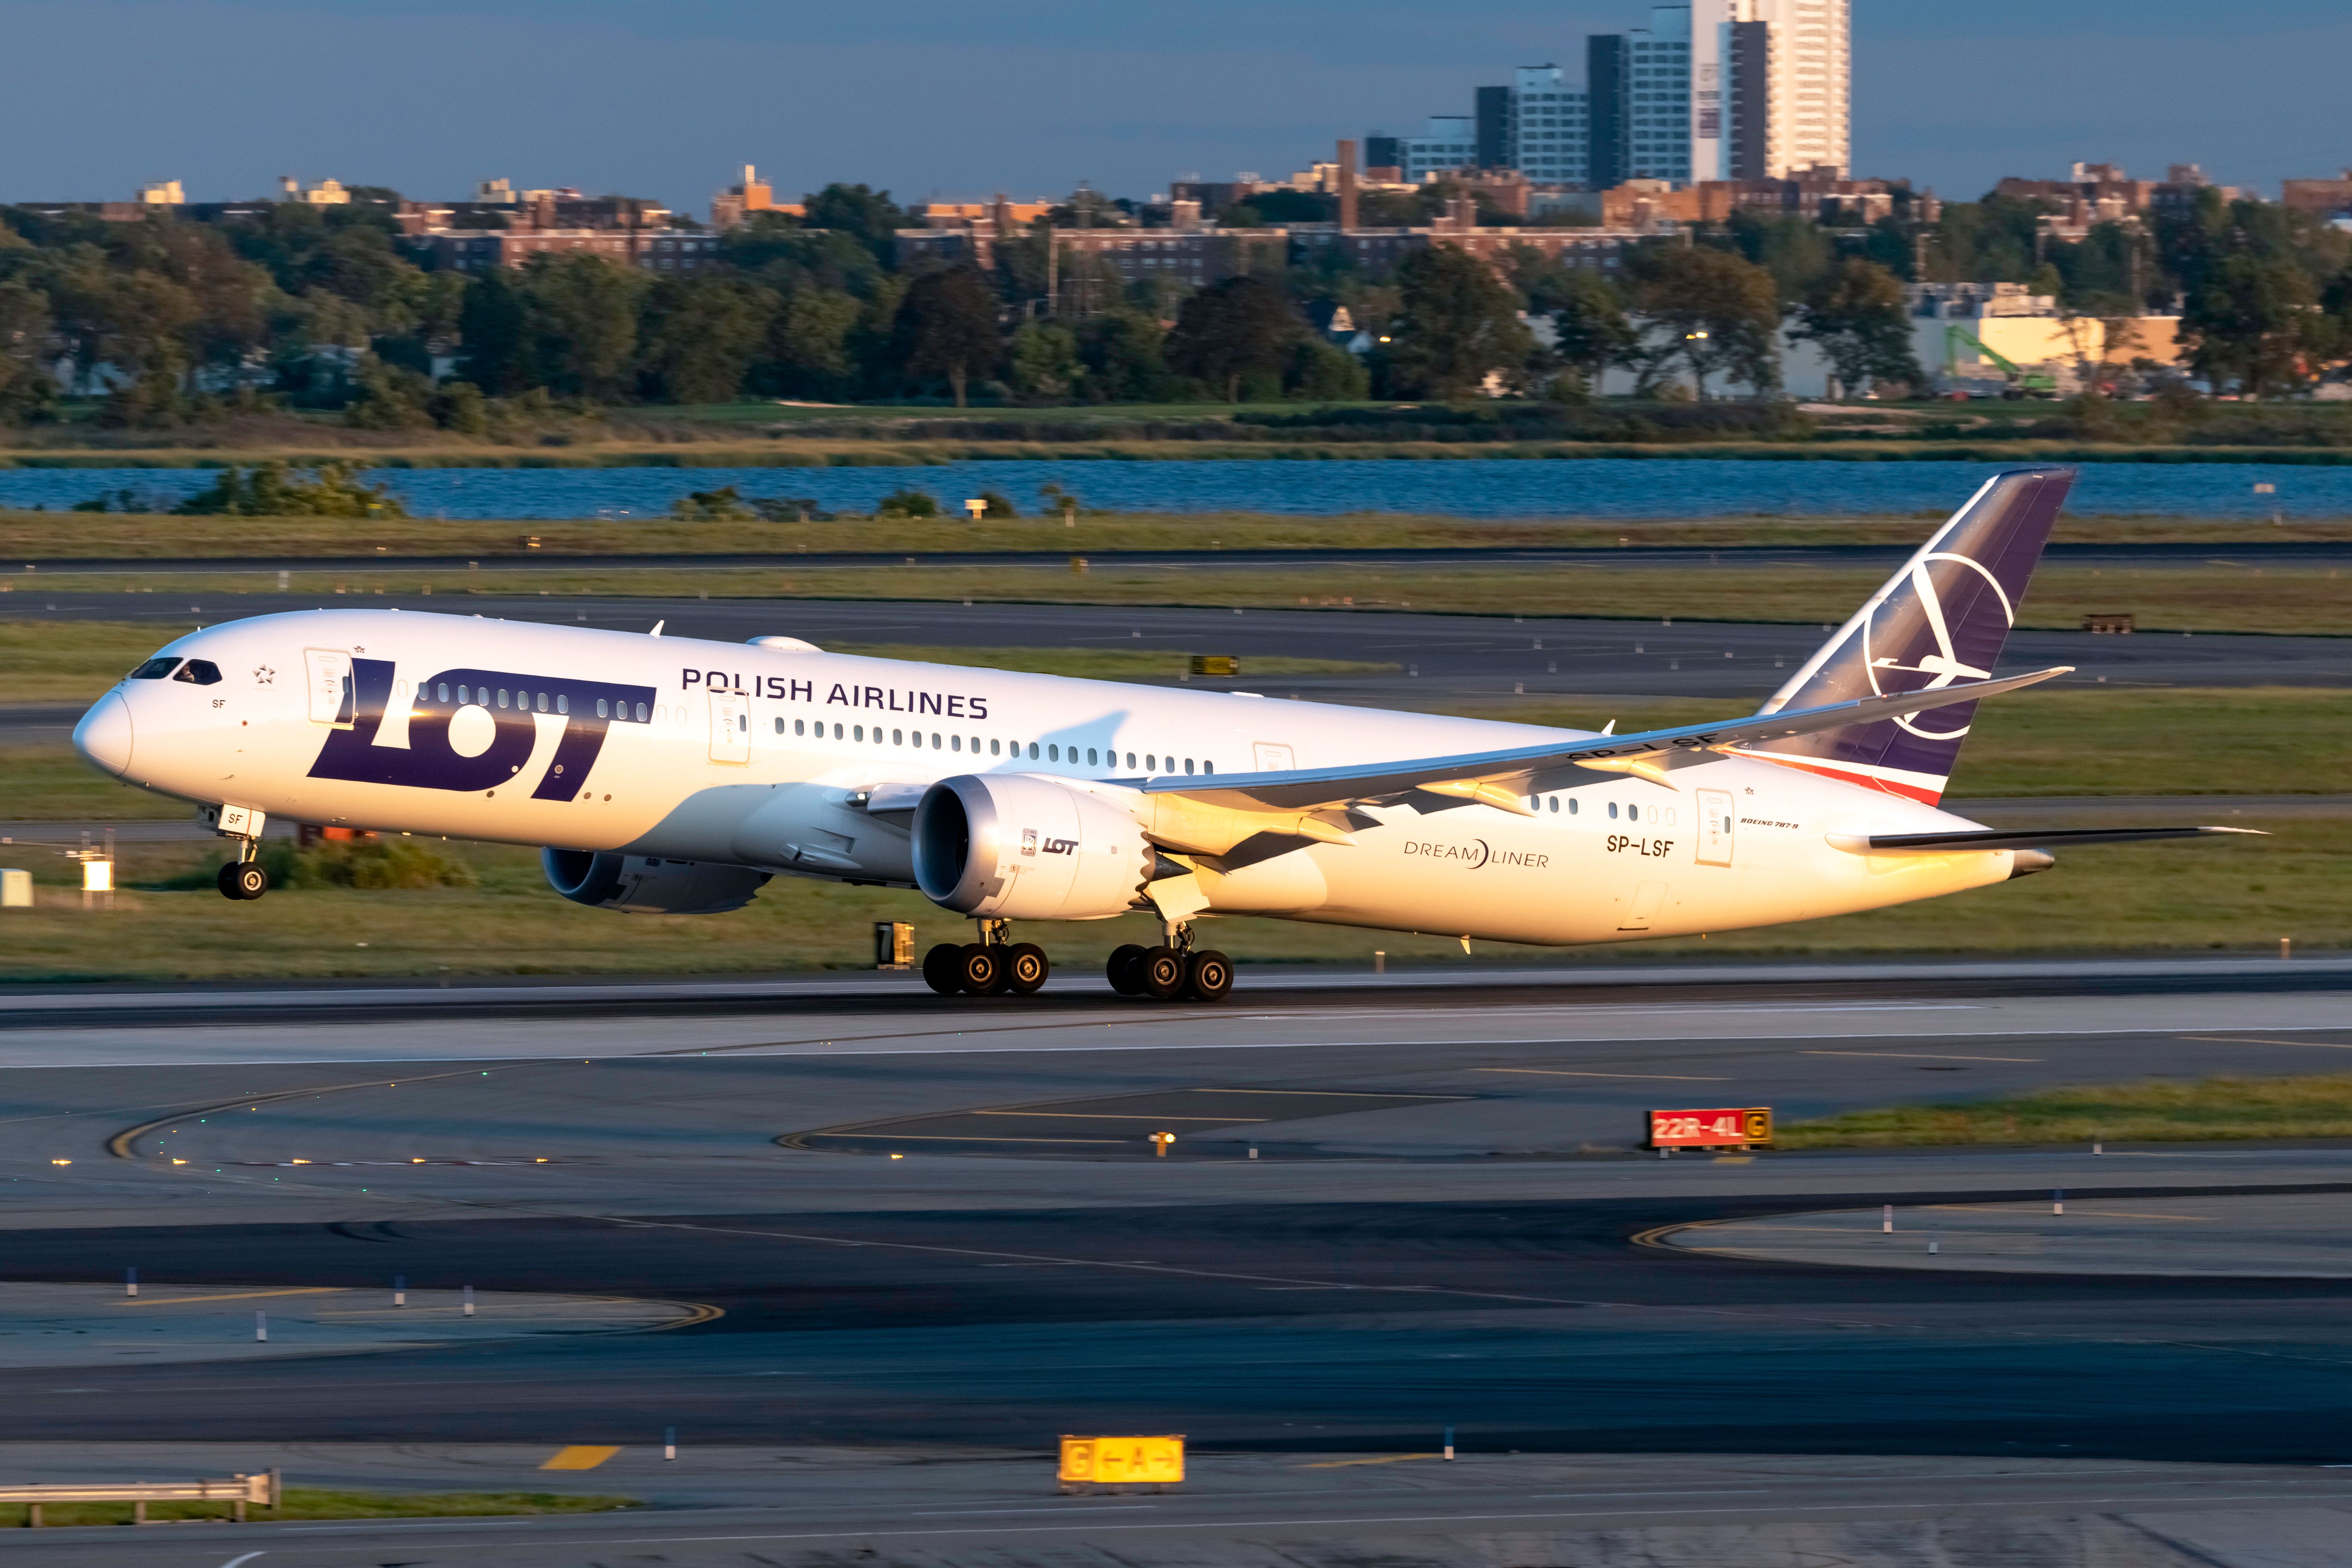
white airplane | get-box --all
[73,465,2248,1001]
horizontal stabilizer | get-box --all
[1157,666,2071,813]
[1838,825,2267,854]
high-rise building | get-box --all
[1589,6,1695,185]
[1695,0,1850,180]
[1396,117,1478,182]
[1504,65,1590,187]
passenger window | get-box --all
[1202,760,1213,774]
[1628,803,1640,823]
[854,725,864,742]
[1027,742,1039,759]
[172,659,222,686]
[931,732,940,749]
[535,692,548,713]
[1126,752,1137,769]
[1569,797,1579,815]
[989,738,1000,756]
[557,694,568,715]
[441,684,452,704]
[738,714,747,731]
[1609,801,1619,820]
[1048,744,1060,762]
[969,735,979,752]
[129,657,180,680]
[636,703,649,722]
[497,690,510,709]
[1146,754,1157,771]
[1087,747,1098,765]
[1184,758,1194,774]
[892,728,903,745]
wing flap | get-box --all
[1160,666,2073,812]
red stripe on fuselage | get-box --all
[1735,751,1944,805]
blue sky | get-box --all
[2,0,2344,213]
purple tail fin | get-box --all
[1745,465,2076,803]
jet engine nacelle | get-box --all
[912,774,1151,920]
[541,848,772,914]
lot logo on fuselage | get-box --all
[308,658,657,800]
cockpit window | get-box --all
[172,659,223,686]
[129,657,181,680]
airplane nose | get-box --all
[73,691,134,777]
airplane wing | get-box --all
[1838,825,2266,854]
[1149,666,2074,813]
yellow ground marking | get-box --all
[1803,1050,2043,1062]
[540,1446,621,1471]
[113,1287,340,1307]
[1192,1089,1469,1099]
[1926,1204,2216,1221]
[2182,1036,2352,1050]
[1302,1453,1441,1468]
[1478,1068,1732,1082]
[973,1112,1270,1122]
[802,1133,1126,1144]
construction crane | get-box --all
[1944,324,2059,398]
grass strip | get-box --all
[0,1487,636,1526]
[8,509,2352,563]
[1779,1074,2352,1148]
[830,643,1395,681]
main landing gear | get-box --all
[216,837,269,901]
[922,920,1050,998]
[1108,923,1232,1004]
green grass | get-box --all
[17,554,2352,635]
[1779,1074,2352,1148]
[14,508,2350,563]
[0,1488,635,1528]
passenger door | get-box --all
[707,688,750,765]
[303,648,353,727]
[1695,788,1735,868]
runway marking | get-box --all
[799,1133,1127,1144]
[1303,1454,1441,1467]
[266,1493,2352,1550]
[2183,1035,2352,1050]
[540,1445,621,1471]
[112,1286,338,1307]
[1803,1050,2042,1062]
[1926,1204,2217,1222]
[1477,1068,1733,1082]
[971,1111,1271,1122]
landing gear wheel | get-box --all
[1005,942,1050,995]
[922,942,965,996]
[218,861,268,901]
[1183,949,1233,1002]
[1138,946,1187,1001]
[957,943,1007,995]
[1107,943,1148,996]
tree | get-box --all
[456,268,532,394]
[1725,211,1834,305]
[517,253,649,402]
[888,265,1000,406]
[754,285,861,399]
[802,184,910,261]
[1379,245,1533,400]
[1008,320,1081,399]
[1076,310,1177,403]
[2182,253,2324,398]
[1625,245,1782,398]
[1791,257,1922,398]
[0,279,56,423]
[1165,276,1300,403]
[1510,251,1634,394]
[1284,336,1369,401]
[636,278,772,404]
[2054,289,2146,401]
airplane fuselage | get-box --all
[73,609,2018,947]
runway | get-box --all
[9,593,2350,711]
[6,958,2352,1562]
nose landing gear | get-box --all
[215,827,269,901]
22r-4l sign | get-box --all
[1648,1107,1773,1149]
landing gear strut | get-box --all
[922,920,1052,997]
[215,834,268,901]
[1107,922,1231,1004]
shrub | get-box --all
[875,487,940,518]
[171,462,409,518]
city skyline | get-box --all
[0,0,2343,208]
